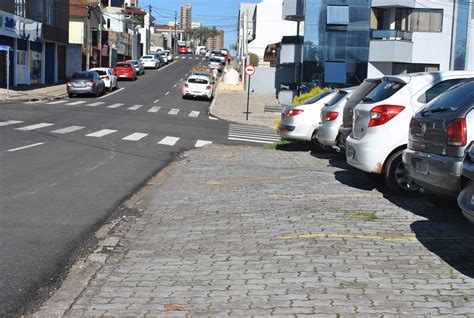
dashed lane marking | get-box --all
[188,111,200,118]
[15,123,54,131]
[122,132,148,141]
[158,136,180,146]
[127,104,143,110]
[168,108,180,115]
[195,140,212,148]
[86,129,117,137]
[148,106,161,113]
[50,126,85,134]
[0,120,23,127]
[7,142,44,152]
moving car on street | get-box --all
[140,55,160,69]
[345,71,474,194]
[404,80,474,197]
[67,71,106,98]
[279,90,336,150]
[178,46,189,54]
[89,67,118,91]
[182,74,215,100]
[114,61,137,81]
[208,57,223,73]
[127,60,145,75]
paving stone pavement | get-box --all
[35,145,474,317]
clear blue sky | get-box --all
[139,0,261,49]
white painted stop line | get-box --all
[15,123,54,131]
[122,133,148,141]
[86,129,117,137]
[158,136,180,146]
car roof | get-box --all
[188,75,210,81]
[386,71,474,85]
[89,67,110,71]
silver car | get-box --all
[208,57,223,72]
[317,87,357,148]
[403,80,474,197]
[458,143,474,223]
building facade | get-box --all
[0,0,69,87]
[180,3,192,30]
[206,29,224,50]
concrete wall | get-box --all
[66,44,83,78]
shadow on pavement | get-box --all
[275,141,311,152]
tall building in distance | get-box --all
[180,3,192,30]
[206,30,225,50]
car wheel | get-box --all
[96,89,100,98]
[384,150,422,195]
[310,130,324,152]
[68,93,74,98]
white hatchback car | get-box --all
[140,55,160,69]
[346,71,474,194]
[89,67,117,91]
[279,90,336,149]
[162,50,174,62]
[182,75,214,100]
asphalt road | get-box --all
[0,55,279,316]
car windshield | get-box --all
[422,81,474,113]
[116,63,130,68]
[363,78,406,103]
[72,72,94,79]
[303,90,333,105]
[188,78,209,84]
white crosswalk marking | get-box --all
[86,129,117,137]
[148,106,161,113]
[107,103,124,109]
[195,57,199,60]
[47,100,67,105]
[15,123,54,131]
[188,111,200,118]
[86,102,105,107]
[51,126,85,134]
[195,140,212,148]
[158,136,180,146]
[209,115,219,120]
[127,105,143,110]
[7,142,44,152]
[66,100,86,106]
[228,124,281,144]
[122,133,148,141]
[0,120,23,127]
[168,108,180,115]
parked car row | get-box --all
[280,71,474,223]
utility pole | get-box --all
[174,11,178,55]
[131,12,135,59]
[86,1,92,70]
[98,3,102,67]
[242,12,247,83]
[148,4,152,54]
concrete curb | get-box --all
[0,92,68,104]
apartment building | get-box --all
[0,0,69,87]
[180,3,192,30]
[206,29,224,51]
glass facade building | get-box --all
[303,0,371,85]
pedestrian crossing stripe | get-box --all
[228,124,281,144]
[51,126,85,134]
[148,106,161,113]
[66,101,86,106]
[86,102,105,107]
[16,123,55,131]
[47,100,67,105]
[122,132,148,141]
[0,120,23,127]
[86,129,117,137]
[168,108,180,115]
[127,105,143,110]
[107,103,124,109]
[158,136,180,146]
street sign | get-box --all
[245,64,256,77]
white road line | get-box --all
[180,78,184,81]
[165,91,170,96]
[51,126,85,134]
[168,108,180,115]
[158,136,180,146]
[99,87,124,99]
[47,100,67,105]
[7,142,44,152]
[107,103,124,109]
[66,100,86,106]
[229,133,281,141]
[122,132,148,141]
[228,137,275,144]
[185,73,189,76]
[153,99,160,104]
[148,106,161,113]
[127,104,143,110]
[0,120,23,127]
[209,116,219,120]
[188,111,200,118]
[86,102,105,107]
[86,129,117,137]
[229,130,280,138]
[181,56,186,59]
[195,57,199,60]
[195,140,212,148]
[15,123,54,131]
[173,83,178,88]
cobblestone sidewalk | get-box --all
[35,145,474,317]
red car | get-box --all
[178,46,189,55]
[113,62,137,81]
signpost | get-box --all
[0,45,10,99]
[244,64,256,121]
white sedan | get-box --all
[140,55,160,69]
[182,75,214,101]
[89,67,118,91]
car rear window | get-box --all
[116,63,130,68]
[325,90,349,107]
[188,78,209,84]
[93,70,107,76]
[72,72,94,79]
[209,58,221,63]
[303,90,333,105]
[363,78,406,103]
[142,56,153,59]
[423,81,474,113]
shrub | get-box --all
[248,53,259,67]
[292,86,331,105]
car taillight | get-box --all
[206,85,211,90]
[185,83,189,88]
[87,81,96,87]
[67,81,72,87]
[368,105,405,127]
[325,111,339,121]
[104,76,110,80]
[447,118,466,147]
[286,109,304,117]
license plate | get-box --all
[119,74,127,77]
[346,145,355,159]
[415,160,429,176]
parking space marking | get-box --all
[127,105,143,111]
[148,106,161,113]
[168,108,180,115]
[122,133,148,141]
[99,87,124,99]
[188,111,200,118]
[51,126,85,134]
[7,142,44,152]
[47,100,67,105]
[66,101,86,106]
[195,140,212,148]
[107,103,124,109]
[86,102,105,107]
[86,129,117,138]
[15,123,54,131]
[0,120,23,127]
[158,136,180,146]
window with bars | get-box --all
[15,0,26,17]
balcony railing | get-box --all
[371,30,413,41]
